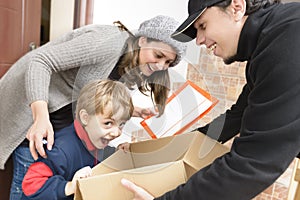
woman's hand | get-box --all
[65,166,92,196]
[26,100,54,160]
[132,107,157,119]
[117,142,130,152]
[121,178,154,200]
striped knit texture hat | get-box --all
[135,15,187,66]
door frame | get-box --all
[73,0,94,28]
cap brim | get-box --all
[171,8,207,42]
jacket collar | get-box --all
[234,4,277,62]
[74,119,96,151]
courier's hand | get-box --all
[132,106,157,119]
[26,101,54,160]
[65,166,92,196]
[121,178,154,200]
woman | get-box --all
[0,15,186,199]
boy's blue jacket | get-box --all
[22,120,115,200]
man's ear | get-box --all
[138,36,147,47]
[79,109,89,126]
[231,0,246,21]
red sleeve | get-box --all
[22,162,53,196]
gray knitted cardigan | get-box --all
[0,24,129,169]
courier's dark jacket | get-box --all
[156,2,300,200]
[21,120,115,200]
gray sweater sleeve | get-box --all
[24,25,126,104]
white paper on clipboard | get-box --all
[140,80,218,139]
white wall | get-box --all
[50,0,75,40]
[93,0,188,30]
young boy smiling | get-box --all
[22,79,134,199]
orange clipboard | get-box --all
[140,80,218,139]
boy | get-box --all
[22,79,134,199]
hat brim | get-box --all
[171,8,207,42]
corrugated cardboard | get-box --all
[75,131,229,200]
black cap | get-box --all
[171,0,226,42]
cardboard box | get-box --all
[75,131,229,200]
[140,80,218,139]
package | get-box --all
[140,80,218,138]
[74,131,229,200]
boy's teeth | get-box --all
[149,64,154,71]
[210,44,217,51]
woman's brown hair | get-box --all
[115,35,170,117]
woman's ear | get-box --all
[231,0,246,21]
[79,109,89,126]
[138,36,147,47]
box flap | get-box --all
[74,181,83,200]
[93,131,229,176]
[93,133,196,175]
[127,132,196,168]
[183,131,230,172]
[75,161,187,200]
[92,149,134,175]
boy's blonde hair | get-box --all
[75,79,134,123]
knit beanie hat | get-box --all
[135,15,187,67]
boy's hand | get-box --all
[65,166,92,196]
[117,142,130,152]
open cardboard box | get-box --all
[74,131,229,200]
